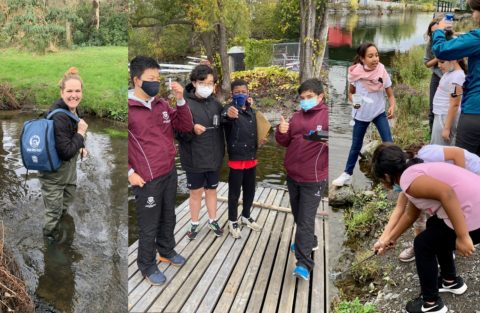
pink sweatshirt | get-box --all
[400,162,480,231]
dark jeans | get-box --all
[133,168,177,276]
[429,73,441,135]
[228,166,256,221]
[414,215,480,302]
[344,112,393,175]
[456,113,480,157]
[287,177,326,272]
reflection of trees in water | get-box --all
[331,12,419,44]
[36,214,81,313]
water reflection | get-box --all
[328,12,433,65]
[0,112,127,313]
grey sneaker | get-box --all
[240,216,262,231]
[208,220,224,237]
[228,221,241,239]
[399,246,415,263]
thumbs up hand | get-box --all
[279,116,289,134]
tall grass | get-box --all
[391,45,432,146]
[0,47,128,121]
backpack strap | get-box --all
[47,108,80,123]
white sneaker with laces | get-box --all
[332,172,352,187]
[240,216,262,231]
[228,221,241,239]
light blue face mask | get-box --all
[300,97,317,111]
[393,183,402,192]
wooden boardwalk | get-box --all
[128,182,329,313]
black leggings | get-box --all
[414,215,480,302]
[456,113,480,157]
[228,167,256,221]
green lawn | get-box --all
[0,46,128,121]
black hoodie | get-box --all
[47,99,84,161]
[176,83,225,173]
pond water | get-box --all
[0,112,127,313]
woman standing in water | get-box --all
[40,67,88,242]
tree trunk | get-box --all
[216,0,231,100]
[313,0,328,78]
[299,0,317,83]
[199,31,215,63]
[65,20,72,47]
[93,0,100,30]
[64,0,72,47]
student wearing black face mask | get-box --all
[128,56,193,286]
[221,79,264,239]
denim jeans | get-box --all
[344,112,393,175]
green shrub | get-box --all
[344,185,392,242]
[335,298,379,313]
[244,39,280,69]
[231,66,298,107]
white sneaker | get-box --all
[228,221,241,239]
[240,216,262,231]
[332,172,352,187]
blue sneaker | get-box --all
[158,254,186,267]
[145,269,166,286]
[290,237,319,253]
[293,265,310,280]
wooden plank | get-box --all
[311,215,325,313]
[128,185,229,310]
[324,202,330,313]
[231,190,285,313]
[245,211,286,313]
[277,222,297,313]
[229,209,278,313]
[180,189,266,313]
[161,222,233,312]
[212,188,277,313]
[145,196,237,313]
[262,193,294,313]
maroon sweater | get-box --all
[128,95,193,182]
[275,101,328,183]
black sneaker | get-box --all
[405,296,447,313]
[208,220,224,237]
[187,224,199,240]
[438,276,467,295]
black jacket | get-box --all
[222,103,257,161]
[176,83,225,172]
[47,99,84,161]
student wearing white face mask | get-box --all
[176,64,225,240]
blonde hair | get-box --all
[59,67,83,90]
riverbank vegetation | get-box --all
[0,222,34,313]
[0,47,127,121]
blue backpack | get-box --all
[20,109,80,172]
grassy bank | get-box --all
[0,47,127,121]
[391,45,432,146]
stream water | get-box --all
[0,112,127,313]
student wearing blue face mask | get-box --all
[222,79,266,238]
[332,42,396,187]
[275,78,328,280]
